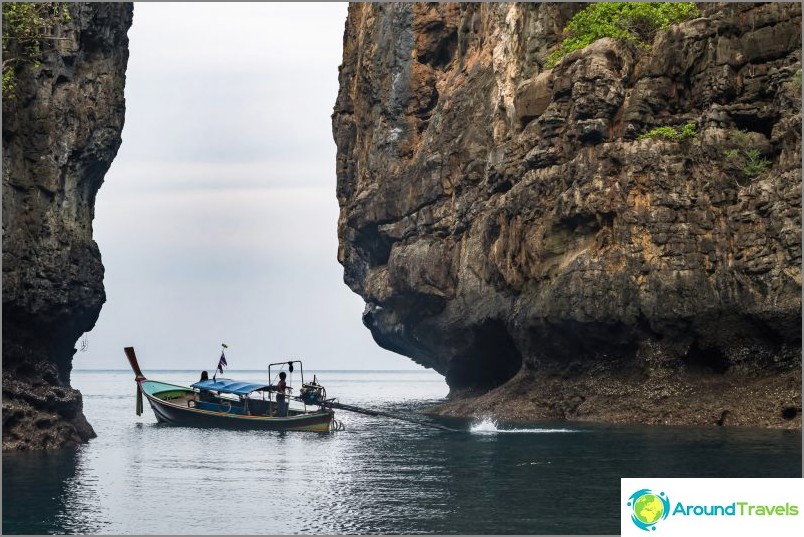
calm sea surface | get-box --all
[3,369,801,535]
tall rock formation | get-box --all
[333,3,802,427]
[2,3,133,450]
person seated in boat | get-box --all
[275,371,288,417]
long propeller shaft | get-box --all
[323,401,460,432]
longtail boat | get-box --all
[124,347,336,432]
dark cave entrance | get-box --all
[683,340,730,374]
[731,115,776,139]
[446,319,522,391]
[355,224,393,267]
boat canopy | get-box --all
[191,378,272,396]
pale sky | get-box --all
[77,3,426,372]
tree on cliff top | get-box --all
[2,2,71,96]
[546,2,699,68]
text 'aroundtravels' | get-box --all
[672,502,800,517]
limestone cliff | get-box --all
[333,3,802,427]
[2,3,132,450]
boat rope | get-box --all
[325,401,460,432]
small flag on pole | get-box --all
[217,351,228,374]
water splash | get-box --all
[469,418,578,434]
[470,418,502,433]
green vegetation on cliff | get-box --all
[725,130,771,182]
[2,2,71,95]
[547,2,699,67]
[638,122,697,142]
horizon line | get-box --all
[73,368,438,373]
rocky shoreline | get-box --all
[426,367,802,429]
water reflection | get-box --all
[3,447,106,534]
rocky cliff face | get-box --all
[333,3,802,427]
[2,3,133,450]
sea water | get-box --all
[3,369,801,534]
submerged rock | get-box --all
[333,3,801,427]
[2,3,133,451]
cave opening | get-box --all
[731,116,776,139]
[683,340,729,374]
[418,26,458,70]
[355,224,393,267]
[446,319,522,391]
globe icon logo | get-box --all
[627,489,670,531]
[634,494,663,524]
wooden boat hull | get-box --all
[140,382,334,432]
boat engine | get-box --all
[299,375,326,406]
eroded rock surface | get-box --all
[2,3,133,450]
[333,3,802,427]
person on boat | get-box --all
[276,371,288,417]
[198,370,213,402]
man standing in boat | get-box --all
[275,372,288,417]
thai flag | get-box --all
[217,352,228,374]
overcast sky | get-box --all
[77,3,427,373]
